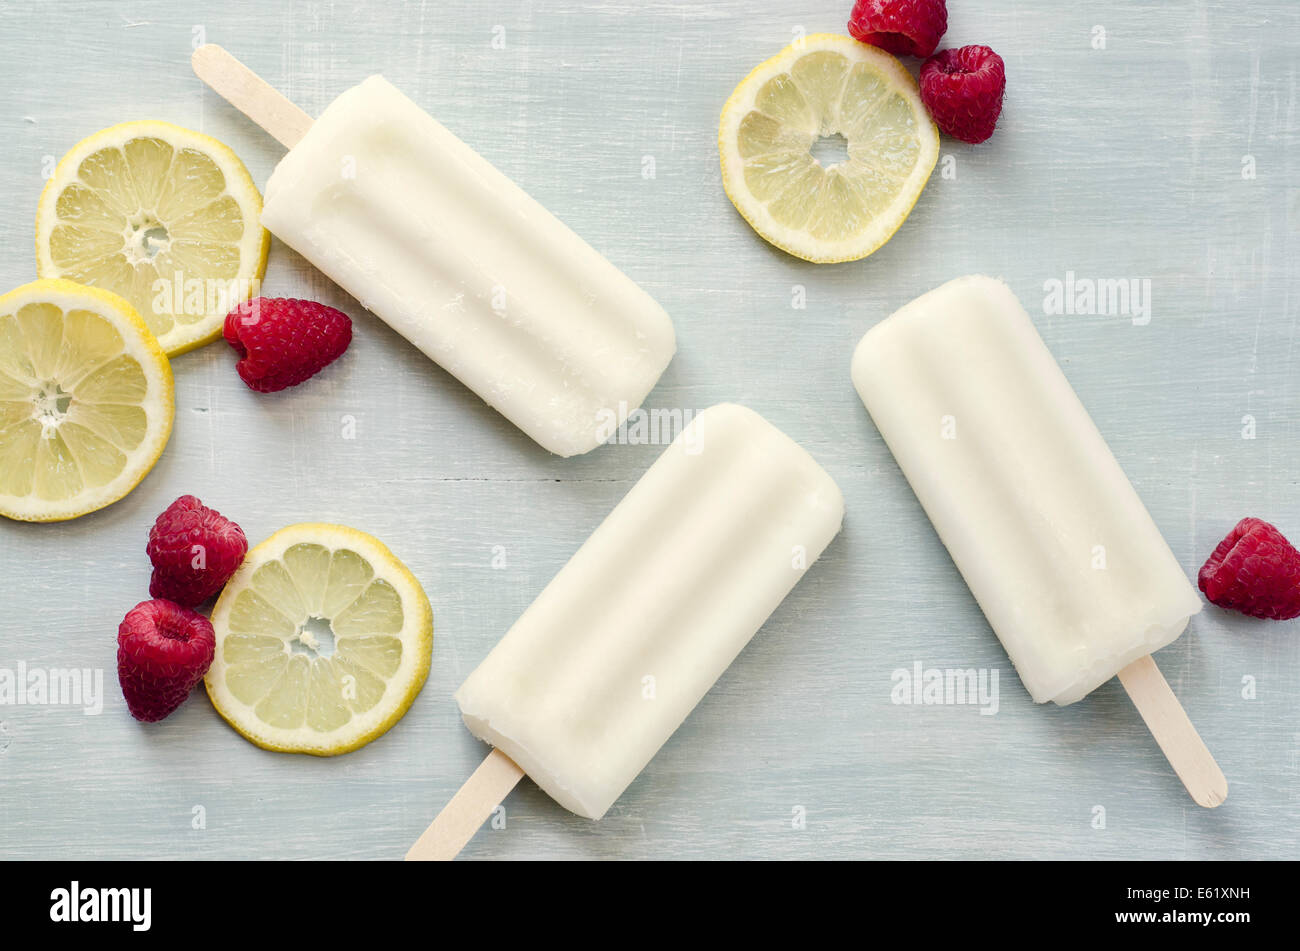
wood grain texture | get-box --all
[0,0,1297,860]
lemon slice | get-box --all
[0,278,174,522]
[35,121,270,356]
[719,34,939,263]
[206,523,434,755]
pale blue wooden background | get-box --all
[0,1,1296,859]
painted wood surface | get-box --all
[0,1,1296,859]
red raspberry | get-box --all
[223,297,352,393]
[920,45,1006,144]
[1198,518,1300,620]
[147,495,247,607]
[848,0,948,58]
[117,599,216,722]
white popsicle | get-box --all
[196,49,675,457]
[854,276,1200,704]
[852,276,1223,806]
[401,404,843,857]
[456,403,843,820]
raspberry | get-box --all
[1198,518,1300,620]
[919,45,1006,144]
[848,0,948,58]
[117,599,216,722]
[147,495,247,607]
[223,297,352,393]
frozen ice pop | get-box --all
[194,47,674,457]
[410,403,844,856]
[853,275,1224,805]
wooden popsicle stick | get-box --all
[191,44,313,148]
[405,749,525,861]
[1117,655,1227,808]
